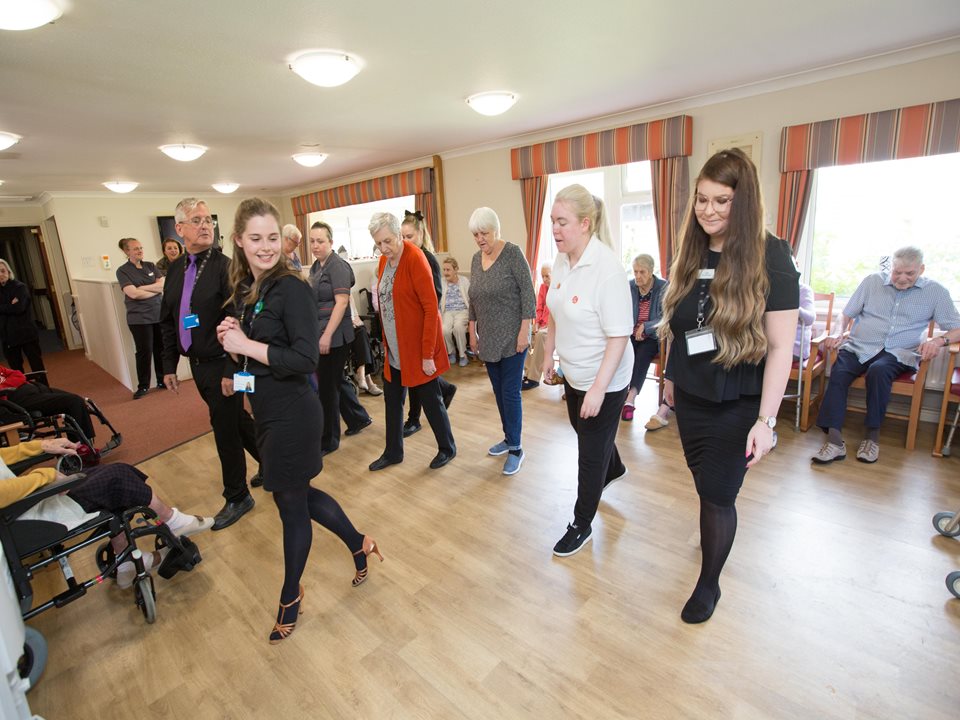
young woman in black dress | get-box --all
[217,198,382,644]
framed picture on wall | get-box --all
[156,215,221,248]
[708,132,762,165]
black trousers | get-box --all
[317,344,349,451]
[407,375,454,424]
[191,358,260,502]
[8,383,95,441]
[4,341,47,386]
[128,322,164,391]
[383,366,455,461]
[563,381,629,528]
[339,373,371,431]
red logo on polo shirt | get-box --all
[571,295,579,304]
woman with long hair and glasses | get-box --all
[217,198,381,644]
[658,148,798,623]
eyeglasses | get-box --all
[181,217,216,228]
[694,195,733,214]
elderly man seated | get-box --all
[813,246,960,464]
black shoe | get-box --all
[156,383,167,391]
[212,495,255,531]
[403,420,422,438]
[521,378,540,391]
[249,472,264,488]
[345,418,373,437]
[321,444,339,457]
[681,587,721,624]
[133,387,149,400]
[369,454,402,472]
[429,449,456,469]
[442,384,457,409]
[552,523,593,557]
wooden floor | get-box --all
[24,363,960,719]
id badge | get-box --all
[698,269,715,280]
[685,327,717,355]
[182,313,200,329]
[234,372,255,393]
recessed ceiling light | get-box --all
[212,182,239,194]
[159,144,208,162]
[289,50,364,88]
[466,91,518,116]
[292,152,328,167]
[0,181,4,187]
[0,0,61,31]
[102,181,138,194]
[0,132,22,151]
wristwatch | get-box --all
[943,335,950,346]
[757,415,777,429]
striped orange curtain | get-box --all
[649,156,689,278]
[776,170,812,253]
[415,192,441,251]
[295,215,311,265]
[520,177,547,274]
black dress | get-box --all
[240,275,322,492]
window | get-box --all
[796,153,960,301]
[535,161,659,275]
[308,195,413,260]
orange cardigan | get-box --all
[377,241,450,387]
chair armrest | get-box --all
[0,473,87,519]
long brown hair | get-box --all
[226,198,303,309]
[658,148,768,368]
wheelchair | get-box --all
[0,473,202,625]
[357,287,384,379]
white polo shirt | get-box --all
[547,237,634,392]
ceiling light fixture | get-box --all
[102,181,138,194]
[292,152,328,168]
[289,50,364,88]
[466,91,518,117]
[0,0,61,31]
[212,182,239,194]
[0,132,22,151]
[159,144,208,162]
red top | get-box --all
[535,282,550,328]
[0,365,28,390]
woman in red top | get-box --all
[522,263,553,390]
[367,212,456,472]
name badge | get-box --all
[698,269,715,280]
[685,327,717,355]
[182,314,200,329]
[233,372,255,393]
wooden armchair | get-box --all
[932,342,959,457]
[785,291,834,430]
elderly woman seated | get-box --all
[440,257,470,367]
[0,437,213,588]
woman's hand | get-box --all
[422,358,437,376]
[542,361,556,384]
[516,332,529,355]
[319,334,332,355]
[218,320,249,355]
[663,378,674,408]
[580,385,604,419]
[40,437,79,456]
[745,421,775,468]
[216,317,239,345]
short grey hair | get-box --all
[175,197,207,223]
[0,258,14,279]
[468,207,501,239]
[632,253,655,271]
[893,246,923,266]
[281,224,302,241]
[368,212,399,238]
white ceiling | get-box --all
[1,0,959,198]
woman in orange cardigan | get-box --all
[367,212,456,471]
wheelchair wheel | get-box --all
[932,512,960,537]
[18,627,47,690]
[947,571,960,600]
[134,575,157,624]
[95,542,118,579]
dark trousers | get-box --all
[191,358,260,502]
[383,366,455,461]
[817,349,912,431]
[407,375,454,425]
[485,350,526,449]
[629,336,659,393]
[128,322,164,391]
[563,381,629,528]
[4,341,47,386]
[8,383,95,441]
[339,373,371,431]
[317,344,349,451]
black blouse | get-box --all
[239,275,320,379]
[666,234,799,402]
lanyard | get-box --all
[238,288,265,373]
[696,278,711,329]
[187,249,213,315]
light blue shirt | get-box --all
[842,273,960,368]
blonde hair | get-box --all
[658,148,768,369]
[402,211,434,253]
[554,184,612,247]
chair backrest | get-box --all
[814,291,835,334]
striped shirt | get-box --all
[841,273,960,368]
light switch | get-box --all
[98,216,109,227]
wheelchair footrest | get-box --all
[157,536,202,579]
[53,583,87,608]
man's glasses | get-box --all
[181,217,216,228]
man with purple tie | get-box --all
[160,198,260,530]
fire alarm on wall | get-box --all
[101,255,111,270]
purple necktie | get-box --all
[178,254,197,352]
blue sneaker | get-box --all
[488,441,510,456]
[502,450,525,475]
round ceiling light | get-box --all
[0,132,22,151]
[289,50,364,88]
[292,152,328,168]
[102,181,138,194]
[0,0,61,31]
[212,182,239,194]
[466,91,518,117]
[159,144,208,162]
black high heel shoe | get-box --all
[352,536,384,587]
[269,585,304,644]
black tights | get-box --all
[273,487,364,603]
[683,498,737,622]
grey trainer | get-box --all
[812,441,847,464]
[856,439,880,463]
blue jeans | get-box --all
[816,349,912,431]
[485,350,527,449]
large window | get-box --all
[536,161,659,274]
[796,153,960,301]
[308,195,413,260]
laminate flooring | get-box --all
[23,363,960,719]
